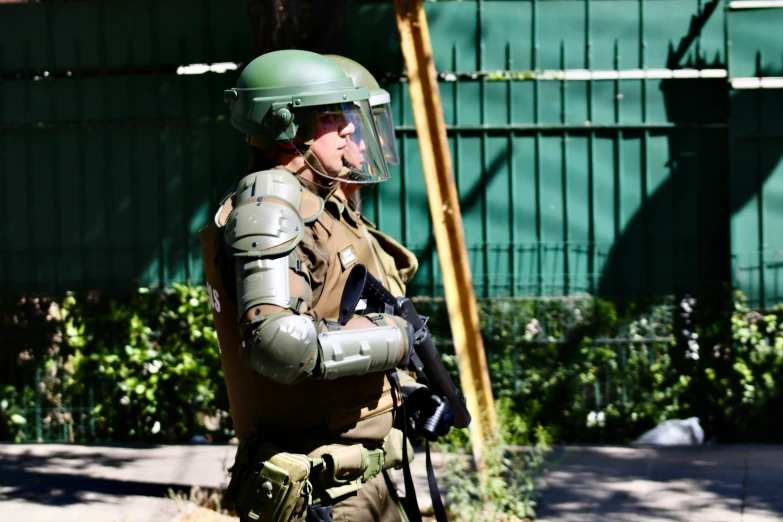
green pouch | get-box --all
[235,444,311,522]
[311,444,386,503]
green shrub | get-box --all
[0,385,30,442]
[695,291,783,442]
[439,397,552,521]
[421,296,687,443]
[64,284,230,441]
[0,285,230,443]
[4,287,783,445]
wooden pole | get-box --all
[393,0,496,461]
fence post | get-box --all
[89,383,96,441]
[394,0,497,467]
[35,366,42,442]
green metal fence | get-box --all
[22,369,97,444]
[349,0,731,298]
[727,1,783,308]
[0,0,255,293]
[0,0,780,304]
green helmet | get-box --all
[225,50,390,184]
[325,55,400,165]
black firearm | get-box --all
[338,264,472,435]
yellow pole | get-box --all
[394,0,496,461]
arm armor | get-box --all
[224,170,412,385]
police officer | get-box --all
[324,54,400,208]
[200,50,421,522]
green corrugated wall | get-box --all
[727,2,783,308]
[349,0,730,298]
[0,0,254,292]
[1,0,780,303]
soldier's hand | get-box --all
[403,387,454,441]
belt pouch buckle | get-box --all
[235,444,311,522]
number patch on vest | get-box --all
[207,282,221,313]
[339,246,358,270]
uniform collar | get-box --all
[325,193,346,219]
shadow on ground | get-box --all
[537,445,783,522]
[0,468,186,507]
[0,444,224,507]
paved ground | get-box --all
[0,443,236,522]
[1,443,783,521]
[0,443,439,522]
[536,445,783,522]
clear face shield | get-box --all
[287,100,391,184]
[369,91,400,166]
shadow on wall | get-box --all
[585,0,728,299]
[360,0,763,300]
[596,0,783,301]
[595,72,731,298]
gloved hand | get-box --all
[402,386,455,441]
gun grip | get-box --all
[338,264,369,326]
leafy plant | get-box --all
[421,296,686,443]
[0,385,29,442]
[3,286,783,446]
[439,397,552,521]
[64,284,230,441]
[0,285,230,443]
[696,291,783,442]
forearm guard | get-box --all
[317,314,412,379]
[245,313,412,384]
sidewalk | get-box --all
[536,445,783,521]
[0,442,439,522]
[0,443,236,522]
[2,443,783,521]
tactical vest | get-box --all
[200,176,418,446]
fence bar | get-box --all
[0,44,6,289]
[35,367,42,441]
[532,0,543,295]
[755,51,766,307]
[480,12,489,297]
[561,41,571,295]
[23,41,36,287]
[506,41,516,297]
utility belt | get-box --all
[227,427,407,522]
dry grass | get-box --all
[169,486,238,522]
[177,507,238,522]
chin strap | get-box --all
[295,173,339,201]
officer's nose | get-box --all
[339,120,355,137]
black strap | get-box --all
[426,440,448,522]
[388,371,423,522]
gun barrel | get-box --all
[397,300,472,429]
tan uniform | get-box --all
[200,172,418,520]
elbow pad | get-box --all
[245,313,413,384]
[245,313,320,384]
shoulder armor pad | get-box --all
[300,189,325,223]
[224,169,305,257]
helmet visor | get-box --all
[289,100,390,184]
[372,102,400,165]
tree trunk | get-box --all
[245,0,346,56]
